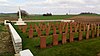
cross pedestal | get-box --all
[15,18,26,25]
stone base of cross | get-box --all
[15,18,26,25]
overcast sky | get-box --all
[0,0,100,15]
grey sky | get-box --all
[0,0,100,15]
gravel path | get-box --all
[11,20,63,22]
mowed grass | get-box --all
[13,22,100,56]
[0,15,76,21]
[0,23,4,32]
[0,14,100,56]
[16,29,100,56]
[0,14,100,20]
[25,15,76,20]
[0,23,9,32]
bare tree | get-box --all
[17,10,28,17]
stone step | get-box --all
[15,54,20,56]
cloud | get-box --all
[0,0,9,6]
[48,0,85,4]
[0,0,100,14]
[0,0,8,2]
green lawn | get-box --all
[16,29,100,56]
[13,22,100,56]
[0,14,100,56]
[25,15,76,20]
[0,23,8,32]
[0,15,76,21]
[1,14,100,20]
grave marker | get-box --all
[22,25,27,33]
[53,25,56,34]
[58,25,62,34]
[83,24,86,31]
[53,34,58,45]
[91,24,95,38]
[40,36,46,48]
[97,24,100,37]
[28,28,33,38]
[62,33,67,44]
[46,26,50,36]
[70,22,73,33]
[69,23,74,42]
[78,23,83,41]
[37,29,42,37]
[74,22,77,32]
[69,32,74,42]
[65,22,68,33]
[86,25,90,40]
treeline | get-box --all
[43,13,52,16]
[79,12,97,15]
[17,10,28,17]
[0,13,17,17]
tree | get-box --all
[17,10,28,17]
[66,13,68,15]
[79,12,97,15]
[43,13,52,16]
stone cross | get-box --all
[18,7,22,21]
[15,6,26,25]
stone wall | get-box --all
[5,21,22,54]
